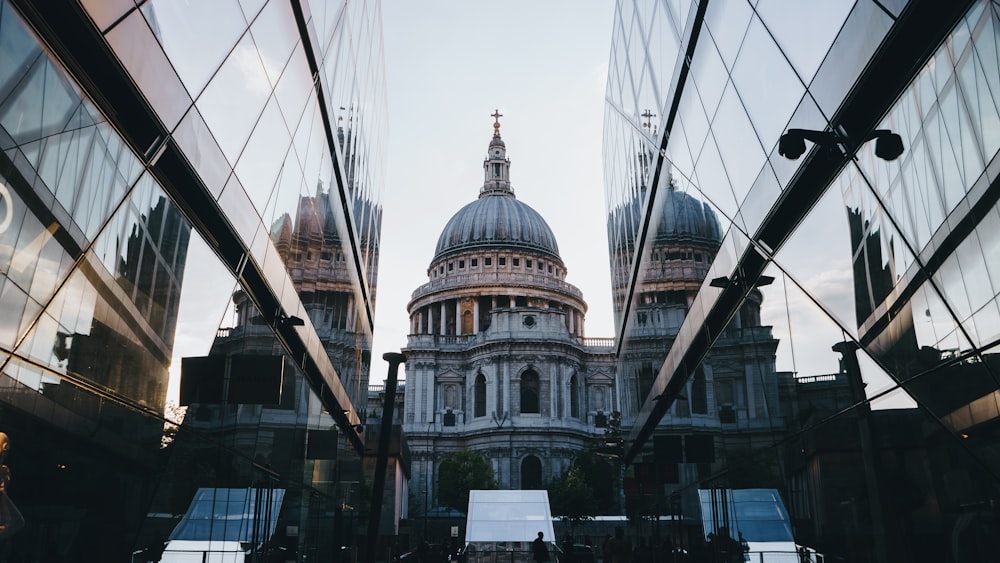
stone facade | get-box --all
[401,120,616,508]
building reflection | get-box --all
[604,1,1000,561]
[0,0,387,560]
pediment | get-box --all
[586,369,614,383]
[436,369,464,382]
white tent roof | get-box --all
[465,490,555,544]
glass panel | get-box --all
[0,172,29,277]
[196,35,273,165]
[273,41,314,132]
[740,163,781,238]
[731,15,806,152]
[0,57,77,149]
[166,231,239,407]
[293,99,332,196]
[757,265,851,380]
[691,132,739,224]
[234,95,291,210]
[0,2,41,112]
[754,0,855,87]
[808,1,893,119]
[172,107,231,200]
[689,32,729,124]
[675,91,710,167]
[712,82,767,208]
[248,0,298,88]
[105,9,192,130]
[79,0,134,32]
[841,165,919,328]
[960,5,1000,158]
[856,345,916,407]
[645,0,681,120]
[0,275,39,349]
[773,178,860,338]
[703,0,752,71]
[141,0,248,98]
[217,175,260,247]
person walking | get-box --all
[532,531,551,563]
[606,527,631,563]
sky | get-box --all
[164,0,914,410]
[370,1,619,384]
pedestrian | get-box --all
[417,538,430,563]
[562,533,574,561]
[607,527,631,563]
[532,531,551,563]
[600,534,612,563]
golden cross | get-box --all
[491,109,503,137]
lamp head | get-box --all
[874,132,904,161]
[778,132,806,159]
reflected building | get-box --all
[605,1,1000,562]
[610,169,793,513]
[401,120,617,516]
[0,0,386,560]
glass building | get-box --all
[0,0,386,560]
[605,1,1000,561]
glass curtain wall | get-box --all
[605,1,1000,562]
[0,0,386,560]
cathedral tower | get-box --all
[402,115,617,508]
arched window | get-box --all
[462,310,474,334]
[520,370,539,414]
[474,373,486,418]
[569,374,579,418]
[521,455,543,489]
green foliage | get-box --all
[549,466,599,530]
[570,451,617,513]
[437,449,497,512]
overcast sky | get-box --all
[371,1,618,382]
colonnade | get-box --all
[408,294,584,337]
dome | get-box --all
[654,187,723,244]
[434,192,561,262]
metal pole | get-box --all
[365,352,406,563]
[833,341,888,563]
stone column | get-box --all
[473,299,480,334]
[551,362,558,419]
[503,361,511,417]
[439,302,446,336]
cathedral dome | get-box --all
[432,115,562,263]
[654,186,723,244]
[433,193,561,261]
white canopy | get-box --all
[464,490,555,544]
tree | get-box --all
[591,410,625,513]
[437,449,497,512]
[570,451,617,513]
[549,466,599,536]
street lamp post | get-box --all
[365,353,406,563]
[423,487,429,537]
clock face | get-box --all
[523,315,536,327]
